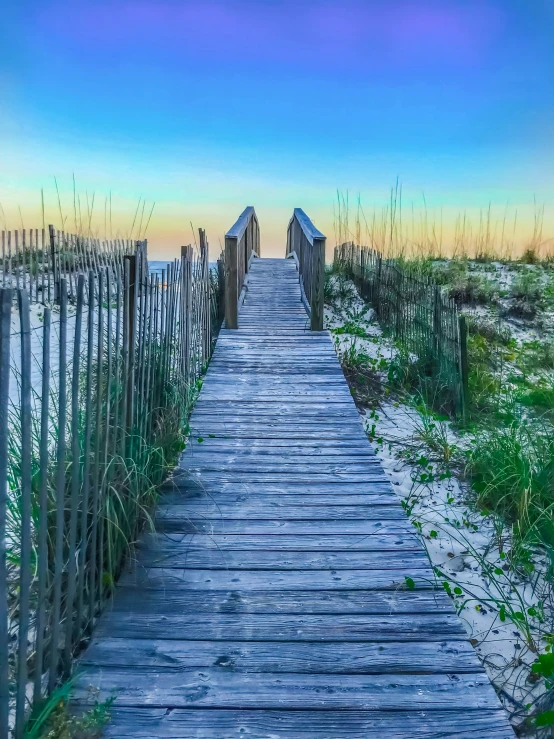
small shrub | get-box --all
[324,268,357,309]
[518,383,554,414]
[519,341,554,372]
[508,269,544,318]
[331,321,371,338]
[24,684,114,739]
[466,419,554,548]
[465,334,502,415]
[448,272,498,306]
[522,247,539,265]
[465,314,513,346]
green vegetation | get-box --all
[325,253,554,576]
[467,419,554,550]
[24,682,114,739]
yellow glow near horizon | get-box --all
[2,183,553,263]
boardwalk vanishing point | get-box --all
[74,209,514,738]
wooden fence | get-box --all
[335,242,469,418]
[286,208,326,331]
[224,207,260,329]
[0,238,224,737]
[0,227,137,305]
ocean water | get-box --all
[149,259,218,277]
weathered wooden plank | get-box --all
[82,638,480,673]
[159,493,397,506]
[181,445,378,456]
[72,669,501,710]
[92,612,466,642]
[183,438,374,449]
[139,532,423,552]
[180,449,378,461]
[153,519,413,535]
[116,568,436,591]
[186,429,369,439]
[98,708,514,739]
[179,463,387,475]
[137,547,430,571]
[162,475,390,486]
[160,481,393,496]
[156,504,408,521]
[106,588,458,615]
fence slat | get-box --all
[76,272,95,646]
[48,279,67,693]
[15,289,32,739]
[34,307,51,705]
[0,288,12,737]
[63,274,85,675]
[90,270,104,620]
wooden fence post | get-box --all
[433,286,442,364]
[458,315,469,422]
[0,288,11,738]
[394,268,402,337]
[374,254,382,316]
[360,248,366,299]
[49,279,67,693]
[225,235,238,330]
[217,257,225,326]
[49,224,59,303]
[199,229,210,363]
[63,275,85,676]
[14,290,32,739]
[182,246,193,385]
[33,306,51,707]
[124,254,137,432]
[311,236,326,331]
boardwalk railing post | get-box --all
[225,235,239,330]
[311,235,325,331]
[285,209,326,331]
[224,207,259,330]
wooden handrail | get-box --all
[224,206,260,329]
[286,208,326,330]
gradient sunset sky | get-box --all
[1,0,553,257]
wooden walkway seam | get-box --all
[74,257,514,738]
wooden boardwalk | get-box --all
[76,258,513,737]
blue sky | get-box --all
[1,0,553,256]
